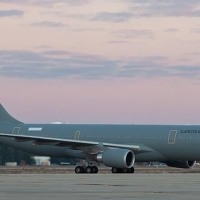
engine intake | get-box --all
[166,160,196,169]
[96,149,135,168]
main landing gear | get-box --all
[75,165,99,174]
[74,166,135,174]
[111,167,135,173]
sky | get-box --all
[0,0,200,124]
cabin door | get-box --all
[74,131,80,140]
[168,130,177,144]
[12,127,20,135]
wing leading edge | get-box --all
[0,133,149,154]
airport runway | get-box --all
[0,174,200,200]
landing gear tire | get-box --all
[111,167,119,173]
[86,166,99,174]
[75,165,99,174]
[111,167,134,173]
[75,166,83,174]
[128,167,134,173]
[86,166,92,173]
[92,166,98,173]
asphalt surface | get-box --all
[0,173,200,200]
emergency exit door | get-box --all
[168,130,177,144]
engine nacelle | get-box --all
[166,160,196,169]
[96,149,135,168]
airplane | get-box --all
[0,103,199,174]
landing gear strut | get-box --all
[75,165,98,174]
[111,167,134,173]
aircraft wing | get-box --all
[0,133,149,154]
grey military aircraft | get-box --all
[0,103,199,173]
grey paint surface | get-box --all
[1,103,200,163]
[0,174,200,200]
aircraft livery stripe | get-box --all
[28,127,42,131]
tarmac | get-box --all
[0,173,200,200]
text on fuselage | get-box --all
[180,130,200,133]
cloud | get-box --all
[89,0,200,22]
[1,50,200,80]
[0,50,117,79]
[192,28,200,33]
[170,65,200,78]
[90,12,133,23]
[119,63,200,79]
[113,29,154,39]
[0,0,90,7]
[1,0,200,20]
[186,52,200,56]
[129,0,200,17]
[85,1,200,23]
[33,0,90,6]
[71,28,103,32]
[109,40,130,44]
[31,21,68,28]
[0,9,24,17]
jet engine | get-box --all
[96,149,135,168]
[166,160,196,169]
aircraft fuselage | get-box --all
[1,123,200,162]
